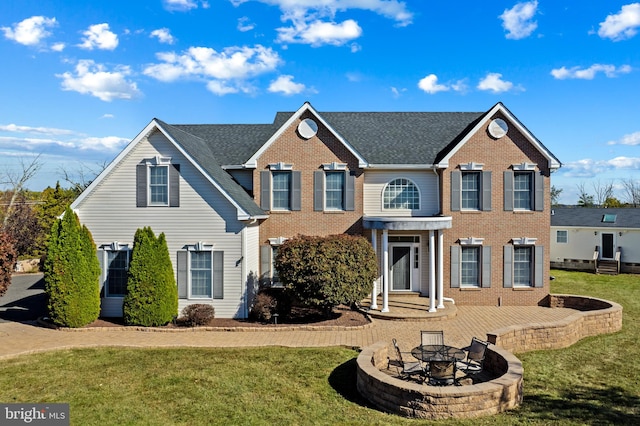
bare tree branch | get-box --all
[591,179,614,207]
[1,154,42,227]
[620,177,640,207]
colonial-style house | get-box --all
[70,102,561,318]
[551,207,640,274]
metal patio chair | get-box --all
[427,359,457,386]
[389,338,425,382]
[420,330,444,347]
[455,337,489,376]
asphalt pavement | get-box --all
[0,273,46,323]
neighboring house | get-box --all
[70,102,561,318]
[551,207,640,274]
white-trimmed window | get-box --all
[136,157,180,208]
[383,178,419,209]
[504,238,544,288]
[513,172,532,210]
[325,171,345,210]
[98,243,131,298]
[504,163,543,212]
[261,237,287,287]
[461,172,480,210]
[177,243,223,299]
[451,165,491,212]
[313,164,355,212]
[450,238,491,288]
[272,171,291,210]
[556,230,568,243]
[260,164,301,211]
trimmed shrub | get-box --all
[181,304,215,326]
[0,233,17,297]
[275,234,377,315]
[123,227,178,326]
[249,291,278,323]
[43,207,101,327]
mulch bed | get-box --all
[82,304,370,328]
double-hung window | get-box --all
[99,243,131,297]
[556,230,568,243]
[149,165,169,205]
[451,164,491,211]
[325,171,345,210]
[461,172,480,210]
[450,238,491,288]
[383,178,419,210]
[260,164,301,211]
[504,163,543,211]
[513,172,532,210]
[136,157,180,207]
[272,171,291,210]
[177,243,224,300]
[504,238,544,288]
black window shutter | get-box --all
[503,171,514,211]
[314,171,324,211]
[169,164,180,207]
[482,171,492,211]
[213,251,224,299]
[503,245,513,288]
[291,171,301,211]
[260,171,270,210]
[451,171,461,211]
[450,246,460,288]
[136,163,147,207]
[534,172,544,211]
[482,246,491,288]
[345,171,355,211]
[177,250,188,298]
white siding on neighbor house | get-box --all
[363,170,439,217]
[551,227,640,264]
[76,130,251,318]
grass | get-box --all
[0,270,638,425]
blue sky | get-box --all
[1,1,639,204]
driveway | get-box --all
[0,273,46,323]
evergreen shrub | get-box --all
[0,233,17,297]
[123,227,178,326]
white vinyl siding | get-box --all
[75,130,248,318]
[364,171,439,217]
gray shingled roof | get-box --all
[155,119,266,218]
[551,207,640,229]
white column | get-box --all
[428,230,437,312]
[382,229,389,313]
[370,229,378,310]
[437,229,445,309]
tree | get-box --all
[591,179,614,206]
[0,233,17,297]
[43,206,101,327]
[550,185,563,206]
[34,182,77,255]
[3,192,40,258]
[620,178,640,207]
[0,155,42,227]
[123,227,178,326]
[603,197,623,208]
[275,234,377,316]
[576,182,594,207]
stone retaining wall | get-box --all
[356,342,523,420]
[488,294,622,353]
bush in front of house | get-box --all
[275,234,377,316]
[123,227,178,326]
[43,206,101,327]
[180,304,215,326]
[0,233,17,297]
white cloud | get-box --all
[57,60,141,102]
[78,136,129,150]
[144,45,281,95]
[477,73,521,93]
[100,114,115,119]
[390,86,406,98]
[277,19,361,46]
[150,28,176,44]
[79,23,119,50]
[598,3,640,41]
[551,64,632,80]
[417,74,449,94]
[0,136,74,150]
[0,124,74,136]
[268,75,306,95]
[607,131,640,146]
[562,156,640,178]
[499,1,538,40]
[238,17,255,32]
[1,16,57,46]
[163,0,210,11]
[51,42,65,52]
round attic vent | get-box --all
[488,118,508,139]
[298,118,318,139]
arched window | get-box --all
[383,178,419,209]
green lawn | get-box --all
[0,270,638,425]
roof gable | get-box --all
[437,103,561,170]
[71,119,266,221]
